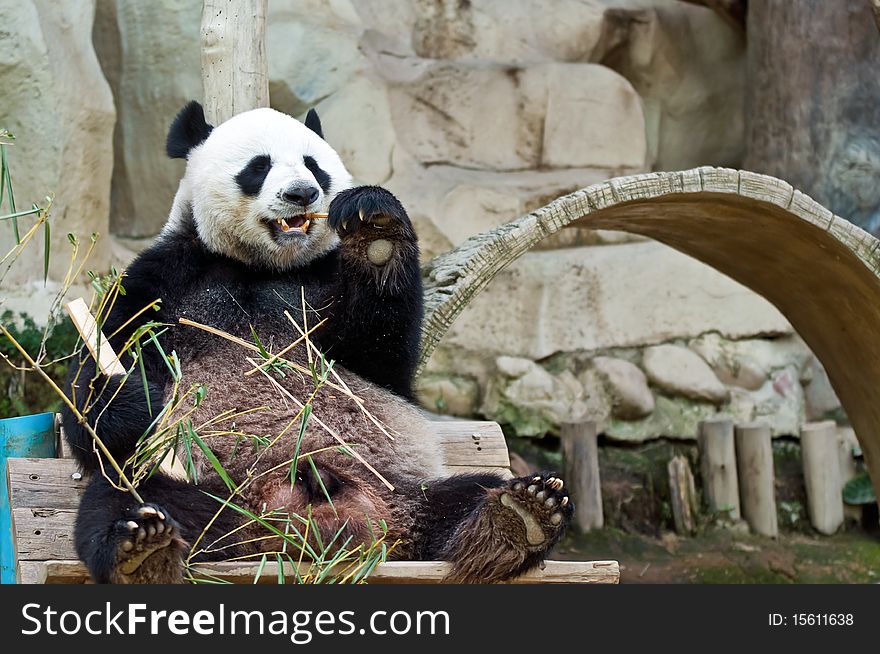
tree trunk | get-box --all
[745,0,880,234]
[200,0,269,125]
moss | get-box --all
[606,395,717,442]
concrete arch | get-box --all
[420,167,880,496]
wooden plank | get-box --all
[12,507,78,560]
[10,423,618,584]
[433,421,510,469]
[26,559,619,585]
[8,457,85,510]
[18,561,50,585]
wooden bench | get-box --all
[6,419,619,584]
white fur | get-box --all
[162,108,353,270]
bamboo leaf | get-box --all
[307,454,337,516]
[43,213,50,284]
[134,342,152,416]
[253,554,268,585]
[289,403,312,488]
[187,421,235,492]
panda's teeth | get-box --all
[301,219,311,233]
[279,218,291,232]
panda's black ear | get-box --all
[304,108,324,139]
[166,101,214,159]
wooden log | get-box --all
[734,422,778,537]
[200,0,269,125]
[697,418,741,520]
[17,559,620,585]
[801,421,844,535]
[561,421,603,531]
[667,455,698,535]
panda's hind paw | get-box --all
[497,473,573,548]
[110,503,187,583]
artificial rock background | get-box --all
[0,0,843,440]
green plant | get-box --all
[843,472,876,505]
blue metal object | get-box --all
[0,412,56,584]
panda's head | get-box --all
[165,101,352,270]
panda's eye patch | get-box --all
[251,157,270,172]
[235,155,272,196]
[303,155,331,194]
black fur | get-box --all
[75,472,240,583]
[235,154,272,196]
[303,156,331,193]
[166,101,213,159]
[62,362,165,473]
[64,105,570,583]
[304,108,323,139]
[62,186,423,474]
[325,186,422,394]
[409,472,507,557]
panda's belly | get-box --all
[163,337,444,510]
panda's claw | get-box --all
[327,186,413,239]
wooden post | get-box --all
[200,0,270,125]
[734,422,778,537]
[667,455,698,535]
[697,418,741,520]
[800,421,844,535]
[561,422,603,531]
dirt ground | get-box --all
[555,528,880,583]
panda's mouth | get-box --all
[266,215,312,237]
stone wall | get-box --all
[0,0,114,314]
[418,240,844,440]
[4,0,835,440]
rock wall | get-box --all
[418,234,844,439]
[3,0,832,442]
[0,0,114,311]
[90,0,745,248]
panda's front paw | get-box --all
[328,186,413,238]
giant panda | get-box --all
[62,101,573,584]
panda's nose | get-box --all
[282,185,320,207]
